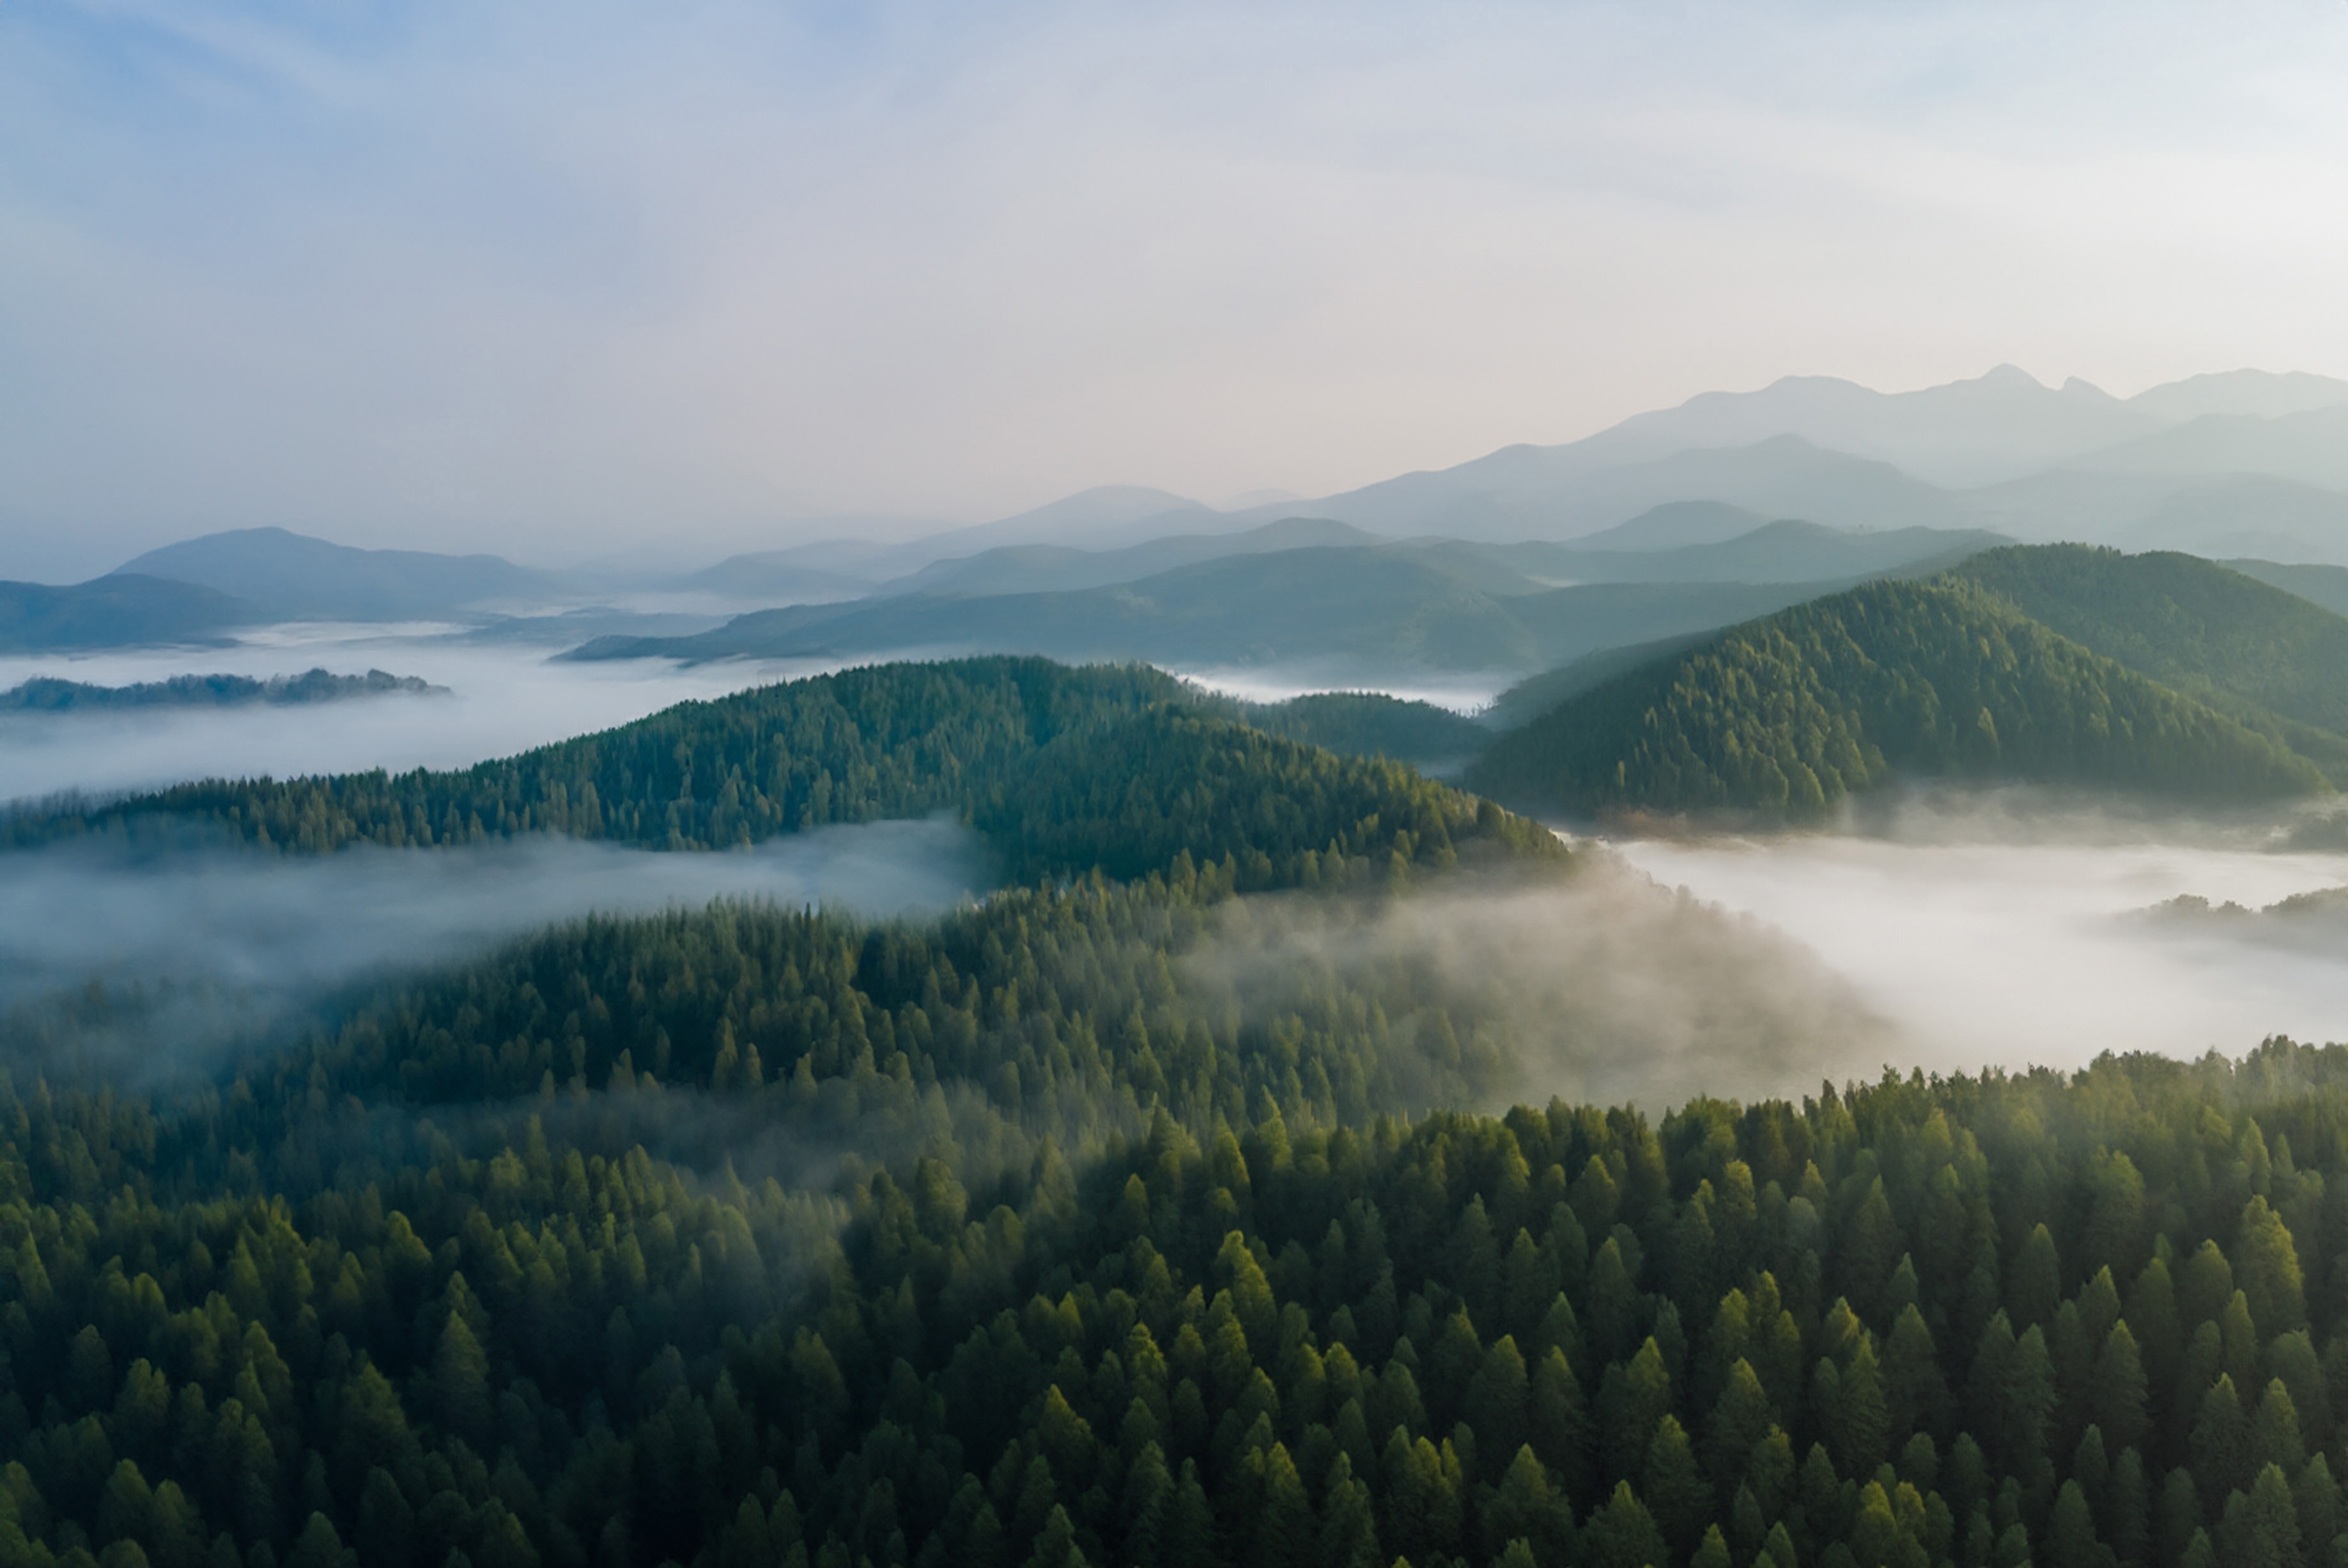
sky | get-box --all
[6,0,2348,579]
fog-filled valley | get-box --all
[1618,801,2348,1075]
[21,373,2348,1568]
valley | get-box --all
[13,369,2348,1568]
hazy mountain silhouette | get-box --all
[1564,502,1772,550]
[115,528,557,621]
[874,517,1385,598]
[0,574,261,651]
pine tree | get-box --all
[2110,1449,2151,1568]
[1166,1463,1216,1568]
[1254,1444,1313,1568]
[1531,1349,1593,1496]
[1883,1308,1946,1445]
[2091,1322,2151,1457]
[1465,1339,1531,1477]
[2254,1381,2307,1475]
[1317,1454,1380,1568]
[1485,1448,1563,1564]
[2012,1226,2063,1330]
[2237,1201,2309,1341]
[2157,1468,2202,1568]
[1838,1339,1893,1480]
[1586,1483,1669,1568]
[1648,1417,1711,1558]
[2234,1464,2304,1568]
[2192,1376,2253,1507]
[1603,1339,1675,1483]
[1708,1360,1775,1500]
[1024,1505,1089,1568]
[2294,1456,2340,1568]
[2047,1480,2107,1568]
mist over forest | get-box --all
[16,364,2348,1568]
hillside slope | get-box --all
[0,573,260,650]
[1469,578,2327,819]
[1949,545,2348,744]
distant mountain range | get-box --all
[658,365,2348,589]
[25,364,2348,657]
[566,519,2004,678]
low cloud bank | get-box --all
[0,628,826,804]
[1618,792,2348,1079]
[0,819,986,1077]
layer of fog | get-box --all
[1191,857,1896,1111]
[0,623,840,803]
[1168,663,1512,715]
[1613,797,2348,1080]
[0,819,985,1075]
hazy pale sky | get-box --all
[6,0,2348,576]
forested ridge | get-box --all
[0,659,1540,884]
[1946,548,2348,748]
[1942,549,2348,783]
[1467,578,2327,820]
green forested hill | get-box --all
[1948,547,2348,750]
[1467,579,2327,820]
[0,658,1549,886]
[10,640,2348,1568]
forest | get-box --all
[6,650,2348,1568]
[0,659,1511,878]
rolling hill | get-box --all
[1215,690,1491,767]
[1467,576,2328,820]
[0,573,261,650]
[1947,545,2348,746]
[2225,558,2348,620]
[3,656,1559,883]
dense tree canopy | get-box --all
[3,650,2339,1568]
[0,659,1547,882]
[1468,578,2327,821]
[1949,546,2348,762]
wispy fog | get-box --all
[1191,857,1895,1111]
[1169,664,1510,715]
[0,624,837,803]
[1616,799,2348,1079]
[0,819,985,1075]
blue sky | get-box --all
[5,0,2347,576]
